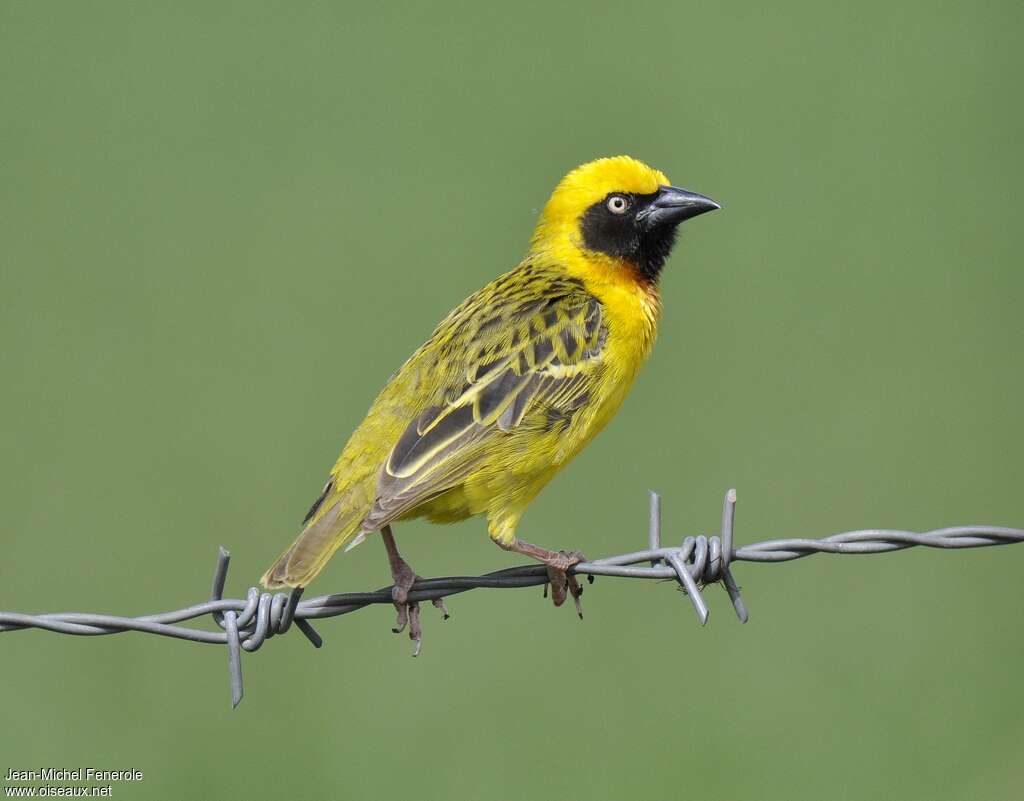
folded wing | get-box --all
[361,290,606,530]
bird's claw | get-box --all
[390,571,447,656]
[432,596,450,620]
[544,549,586,618]
[391,591,411,634]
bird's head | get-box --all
[532,156,720,282]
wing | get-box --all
[361,286,607,531]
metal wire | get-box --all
[2,489,1021,707]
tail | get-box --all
[260,499,367,589]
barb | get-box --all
[2,489,1021,707]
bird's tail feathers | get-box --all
[260,500,367,589]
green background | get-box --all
[2,2,1021,799]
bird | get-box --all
[261,155,720,653]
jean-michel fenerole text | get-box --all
[4,769,143,783]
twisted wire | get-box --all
[2,489,1021,707]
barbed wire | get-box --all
[2,489,1021,708]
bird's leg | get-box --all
[496,537,586,618]
[380,525,448,656]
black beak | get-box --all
[640,185,721,229]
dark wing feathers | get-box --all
[302,478,334,525]
[361,289,606,530]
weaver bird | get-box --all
[261,156,719,652]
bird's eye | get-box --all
[606,194,629,215]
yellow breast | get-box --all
[555,240,661,382]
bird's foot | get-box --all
[542,549,587,618]
[495,537,590,619]
[389,556,448,657]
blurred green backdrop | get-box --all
[2,2,1021,799]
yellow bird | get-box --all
[261,156,719,650]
